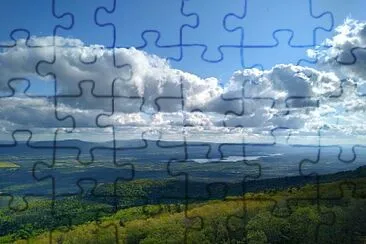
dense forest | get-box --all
[0,166,366,243]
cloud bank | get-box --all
[1,19,366,143]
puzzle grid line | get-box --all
[1,0,365,243]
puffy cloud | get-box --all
[305,18,366,138]
[311,18,366,85]
[0,29,366,142]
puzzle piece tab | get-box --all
[225,0,334,46]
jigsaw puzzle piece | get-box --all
[95,0,196,64]
[171,45,244,84]
[0,79,67,142]
[298,126,366,177]
[0,36,56,95]
[139,32,184,62]
[53,0,113,48]
[242,31,318,69]
[0,0,72,47]
[96,80,187,210]
[261,175,338,242]
[154,80,188,177]
[0,131,55,211]
[332,47,366,98]
[193,81,281,237]
[181,0,243,62]
[281,177,366,242]
[160,142,215,187]
[150,81,214,237]
[225,196,278,243]
[32,78,136,198]
[48,80,115,165]
[50,130,114,166]
[222,65,342,121]
[35,45,132,96]
[96,78,157,173]
[0,78,52,99]
[217,76,274,192]
[220,71,275,119]
[156,134,208,179]
[283,198,336,243]
[212,128,299,191]
[316,181,366,243]
[55,80,113,127]
[32,139,134,199]
[312,0,366,37]
[225,0,334,46]
[152,81,219,183]
[140,194,204,243]
[283,128,322,178]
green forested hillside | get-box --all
[7,173,366,244]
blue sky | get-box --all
[1,0,365,82]
[1,0,366,143]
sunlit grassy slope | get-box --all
[0,162,19,168]
[15,175,366,244]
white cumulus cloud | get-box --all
[1,21,366,143]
